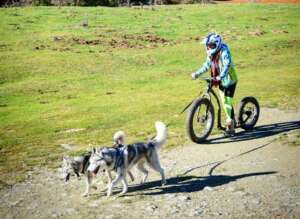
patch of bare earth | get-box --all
[0,108,300,219]
[71,34,173,49]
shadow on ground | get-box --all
[122,140,279,196]
[125,171,276,196]
[207,121,300,144]
[97,122,297,197]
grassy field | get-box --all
[0,4,300,184]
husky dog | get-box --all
[86,121,167,197]
[61,131,135,184]
[62,151,92,182]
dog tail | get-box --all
[153,121,168,148]
[113,130,125,145]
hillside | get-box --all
[0,4,300,184]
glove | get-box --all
[191,72,197,80]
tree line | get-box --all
[0,0,207,7]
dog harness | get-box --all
[113,146,125,171]
[81,152,92,174]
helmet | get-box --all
[201,33,222,57]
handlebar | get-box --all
[197,77,214,83]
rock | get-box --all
[190,208,203,216]
[145,204,158,212]
[53,36,63,41]
[60,144,75,150]
[178,195,191,201]
[227,186,235,192]
[171,206,180,214]
[88,202,98,208]
[112,203,122,208]
[204,186,213,191]
[249,198,261,206]
[137,131,146,136]
[61,193,67,197]
[52,213,59,219]
[64,128,85,133]
[200,200,208,207]
[65,208,75,215]
[235,191,245,196]
[164,194,176,199]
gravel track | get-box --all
[1,108,299,219]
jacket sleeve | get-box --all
[219,49,231,80]
[195,57,211,78]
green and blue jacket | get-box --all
[195,43,238,87]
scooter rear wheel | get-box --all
[237,96,260,130]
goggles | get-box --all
[207,43,216,49]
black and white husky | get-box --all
[61,130,134,183]
[85,121,167,197]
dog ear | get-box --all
[92,147,96,154]
[99,159,108,167]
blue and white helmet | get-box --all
[201,33,222,57]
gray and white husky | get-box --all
[85,121,167,197]
[61,130,134,183]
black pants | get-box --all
[219,83,237,98]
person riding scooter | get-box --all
[191,33,238,136]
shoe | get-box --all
[225,119,235,137]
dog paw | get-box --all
[100,188,106,193]
[106,191,112,197]
[82,193,89,197]
[112,196,119,200]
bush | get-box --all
[32,0,52,5]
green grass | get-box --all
[0,4,300,184]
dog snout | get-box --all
[87,170,97,178]
[87,163,98,173]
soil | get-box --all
[0,108,300,219]
[71,34,173,49]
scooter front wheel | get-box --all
[186,98,215,143]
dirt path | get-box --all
[1,108,300,219]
